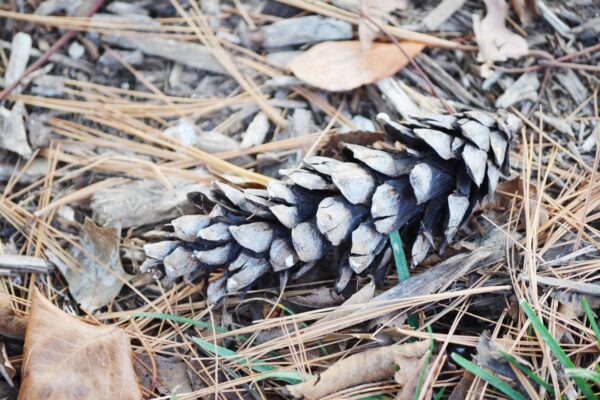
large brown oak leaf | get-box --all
[18,291,141,400]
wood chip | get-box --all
[241,112,270,148]
[0,102,32,158]
[262,16,352,48]
[3,32,32,91]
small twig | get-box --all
[361,12,454,114]
[498,42,600,74]
[0,0,106,101]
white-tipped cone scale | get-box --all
[144,111,520,304]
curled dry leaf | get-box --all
[0,292,27,340]
[18,290,141,400]
[54,218,130,312]
[473,0,529,62]
[288,41,424,92]
[286,340,429,399]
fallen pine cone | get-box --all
[143,111,521,304]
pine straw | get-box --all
[0,3,599,400]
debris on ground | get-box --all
[0,0,599,398]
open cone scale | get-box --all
[143,111,521,303]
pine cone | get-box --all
[143,110,521,304]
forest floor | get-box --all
[0,0,599,399]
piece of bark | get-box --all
[556,69,589,105]
[241,112,269,148]
[0,102,32,158]
[418,54,485,108]
[262,16,352,48]
[0,255,51,275]
[496,73,539,108]
[533,111,575,138]
[3,32,32,92]
[373,247,503,303]
[102,35,226,75]
[536,0,572,38]
[521,274,600,296]
[422,0,467,30]
[376,78,421,119]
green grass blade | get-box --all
[499,350,554,395]
[433,387,446,400]
[413,327,434,400]
[520,300,596,400]
[451,353,527,400]
[390,231,409,281]
[134,311,249,342]
[581,297,600,348]
[390,231,419,328]
[192,336,305,384]
[565,368,600,384]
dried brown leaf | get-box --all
[394,348,430,400]
[286,340,429,399]
[134,354,196,395]
[496,177,549,226]
[18,290,141,400]
[473,0,529,62]
[288,41,424,92]
[55,218,130,312]
[0,292,27,340]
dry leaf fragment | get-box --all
[496,177,549,227]
[286,340,429,399]
[0,292,27,340]
[473,0,529,62]
[288,41,424,92]
[395,347,431,400]
[18,291,141,400]
[0,340,16,386]
[54,218,130,312]
[134,354,195,395]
